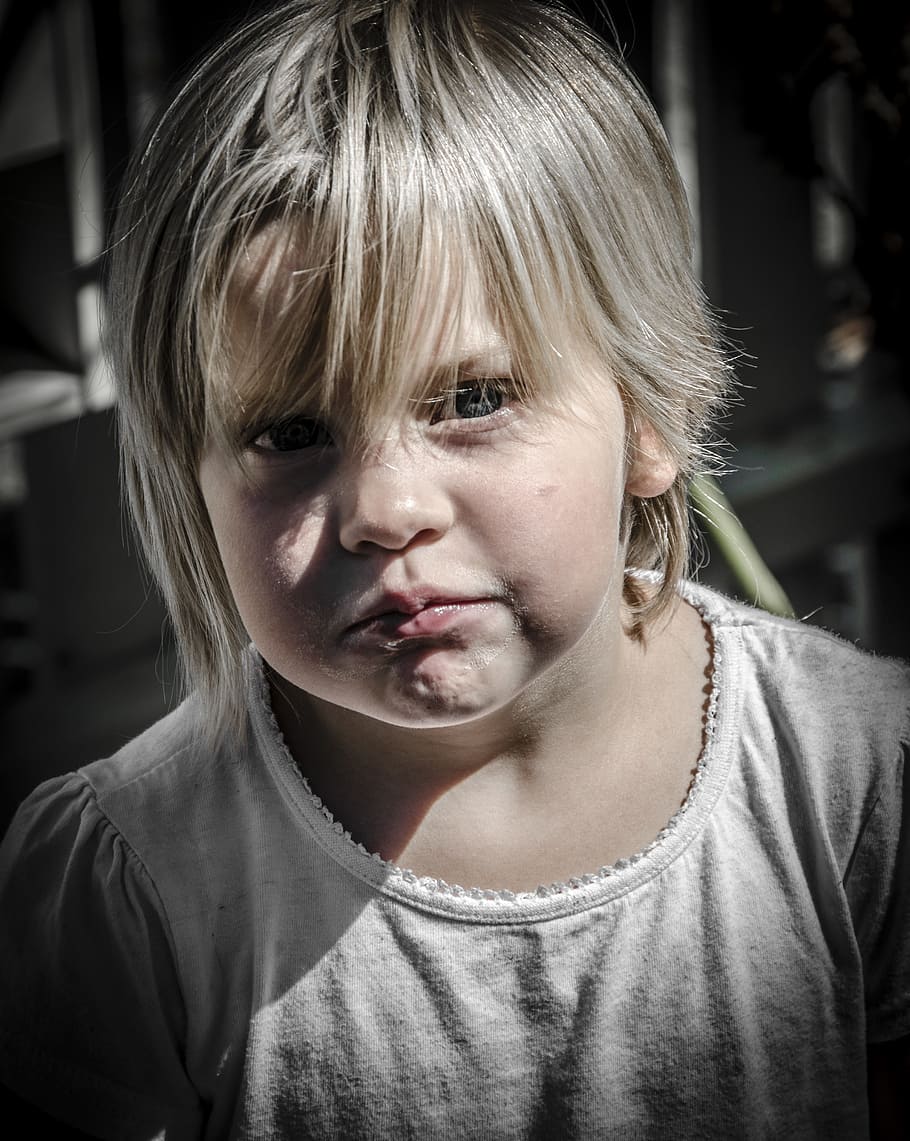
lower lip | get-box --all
[354,600,495,642]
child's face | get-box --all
[199,255,673,731]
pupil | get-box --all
[455,383,503,418]
[270,418,326,450]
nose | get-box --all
[337,443,454,554]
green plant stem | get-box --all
[689,474,795,618]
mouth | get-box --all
[347,593,498,644]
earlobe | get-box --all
[625,417,677,498]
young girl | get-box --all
[2,1,908,1137]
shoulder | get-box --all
[682,579,910,880]
[683,579,910,760]
[0,697,212,865]
[79,690,213,805]
[1,688,257,939]
[0,693,212,912]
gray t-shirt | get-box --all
[1,582,909,1140]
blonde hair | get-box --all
[107,0,731,739]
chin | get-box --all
[369,689,504,730]
[366,666,521,729]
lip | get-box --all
[347,591,496,641]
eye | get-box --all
[251,416,333,452]
[430,380,508,423]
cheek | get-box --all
[497,450,626,556]
[200,467,324,626]
[473,449,626,625]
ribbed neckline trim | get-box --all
[250,580,741,923]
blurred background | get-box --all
[1,0,908,832]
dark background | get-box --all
[1,0,908,833]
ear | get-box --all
[625,416,677,498]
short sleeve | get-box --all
[844,699,910,1044]
[0,773,205,1140]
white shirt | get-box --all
[1,582,908,1140]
